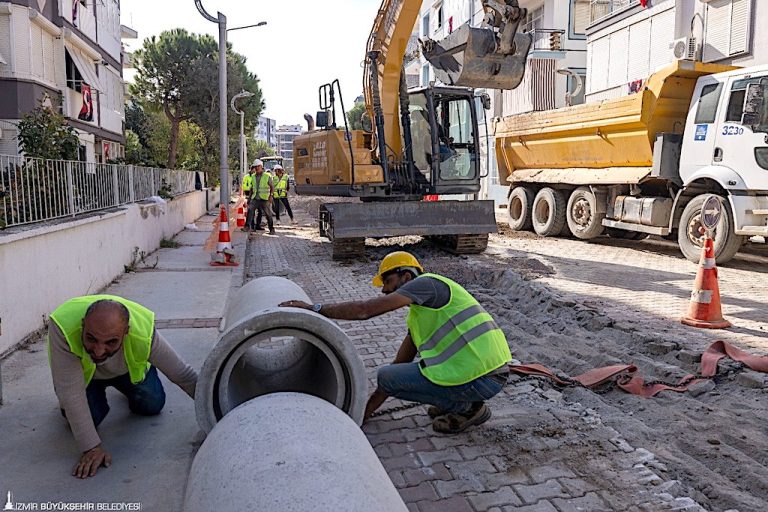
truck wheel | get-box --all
[677,194,745,264]
[507,186,535,231]
[566,187,605,240]
[532,188,567,237]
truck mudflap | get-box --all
[422,24,532,90]
[319,200,497,259]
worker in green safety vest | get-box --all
[279,251,511,434]
[250,159,276,234]
[48,296,197,478]
[271,165,296,224]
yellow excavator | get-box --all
[293,0,532,258]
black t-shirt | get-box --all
[394,276,451,309]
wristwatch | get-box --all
[312,303,323,313]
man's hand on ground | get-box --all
[73,444,112,478]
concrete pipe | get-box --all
[184,393,408,512]
[195,276,367,433]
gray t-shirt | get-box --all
[395,276,451,309]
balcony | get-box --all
[527,28,566,59]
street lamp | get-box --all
[556,68,583,107]
[231,90,255,189]
[194,0,229,206]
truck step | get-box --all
[602,219,670,236]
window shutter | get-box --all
[627,19,651,82]
[608,28,629,88]
[590,36,610,93]
[648,7,675,73]
[729,0,750,55]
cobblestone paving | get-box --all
[241,199,753,511]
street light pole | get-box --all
[556,68,583,108]
[194,0,229,207]
[231,90,255,190]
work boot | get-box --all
[254,226,264,231]
[268,229,276,235]
[432,402,491,434]
[291,219,298,225]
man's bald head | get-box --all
[81,300,131,363]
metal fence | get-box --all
[0,154,199,229]
[589,0,635,24]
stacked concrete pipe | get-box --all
[186,276,407,511]
[195,276,367,432]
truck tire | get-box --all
[507,186,535,231]
[677,194,745,264]
[566,187,605,240]
[532,188,567,237]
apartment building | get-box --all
[0,0,126,161]
[585,0,766,102]
[256,116,277,149]
[276,124,302,173]
[416,0,589,204]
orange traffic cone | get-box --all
[681,236,730,329]
[236,203,245,228]
[210,206,239,267]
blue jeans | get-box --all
[377,362,505,414]
[82,366,166,426]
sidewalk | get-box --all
[0,212,247,510]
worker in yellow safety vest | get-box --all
[271,165,296,224]
[48,296,197,478]
[279,251,511,434]
[252,159,276,234]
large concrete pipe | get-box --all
[184,393,408,512]
[195,276,367,433]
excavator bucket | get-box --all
[422,24,532,90]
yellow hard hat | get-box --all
[372,251,423,287]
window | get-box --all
[570,0,590,38]
[421,64,430,87]
[65,51,84,91]
[521,6,544,34]
[725,77,762,122]
[435,97,475,181]
[436,4,443,30]
[422,13,430,37]
[703,0,751,62]
[694,83,723,124]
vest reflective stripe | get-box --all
[48,295,154,386]
[275,175,289,198]
[254,172,272,200]
[420,320,501,368]
[407,273,511,386]
[418,304,486,352]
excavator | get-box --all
[293,0,532,259]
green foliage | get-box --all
[250,139,276,159]
[160,237,181,248]
[17,98,79,160]
[347,103,366,130]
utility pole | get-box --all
[231,90,255,190]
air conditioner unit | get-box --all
[670,37,699,61]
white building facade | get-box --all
[0,0,126,161]
[257,116,277,149]
[276,124,302,172]
[585,0,765,102]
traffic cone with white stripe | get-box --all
[236,203,245,228]
[681,235,730,329]
[210,206,239,267]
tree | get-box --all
[16,97,79,160]
[250,139,276,159]
[131,29,210,169]
[347,102,366,130]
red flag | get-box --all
[639,0,648,6]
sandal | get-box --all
[432,404,492,434]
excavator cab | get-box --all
[407,86,481,195]
[422,0,533,90]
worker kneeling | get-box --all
[48,296,197,478]
[279,251,511,434]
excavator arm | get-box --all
[363,0,532,164]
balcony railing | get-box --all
[528,28,566,52]
[0,154,199,229]
[589,0,637,25]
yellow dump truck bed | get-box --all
[494,61,738,184]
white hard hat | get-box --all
[251,158,263,168]
[274,164,283,171]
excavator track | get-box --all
[330,238,366,260]
[426,234,489,254]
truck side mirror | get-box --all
[480,93,491,110]
[741,82,765,126]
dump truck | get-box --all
[293,0,532,259]
[496,60,768,263]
